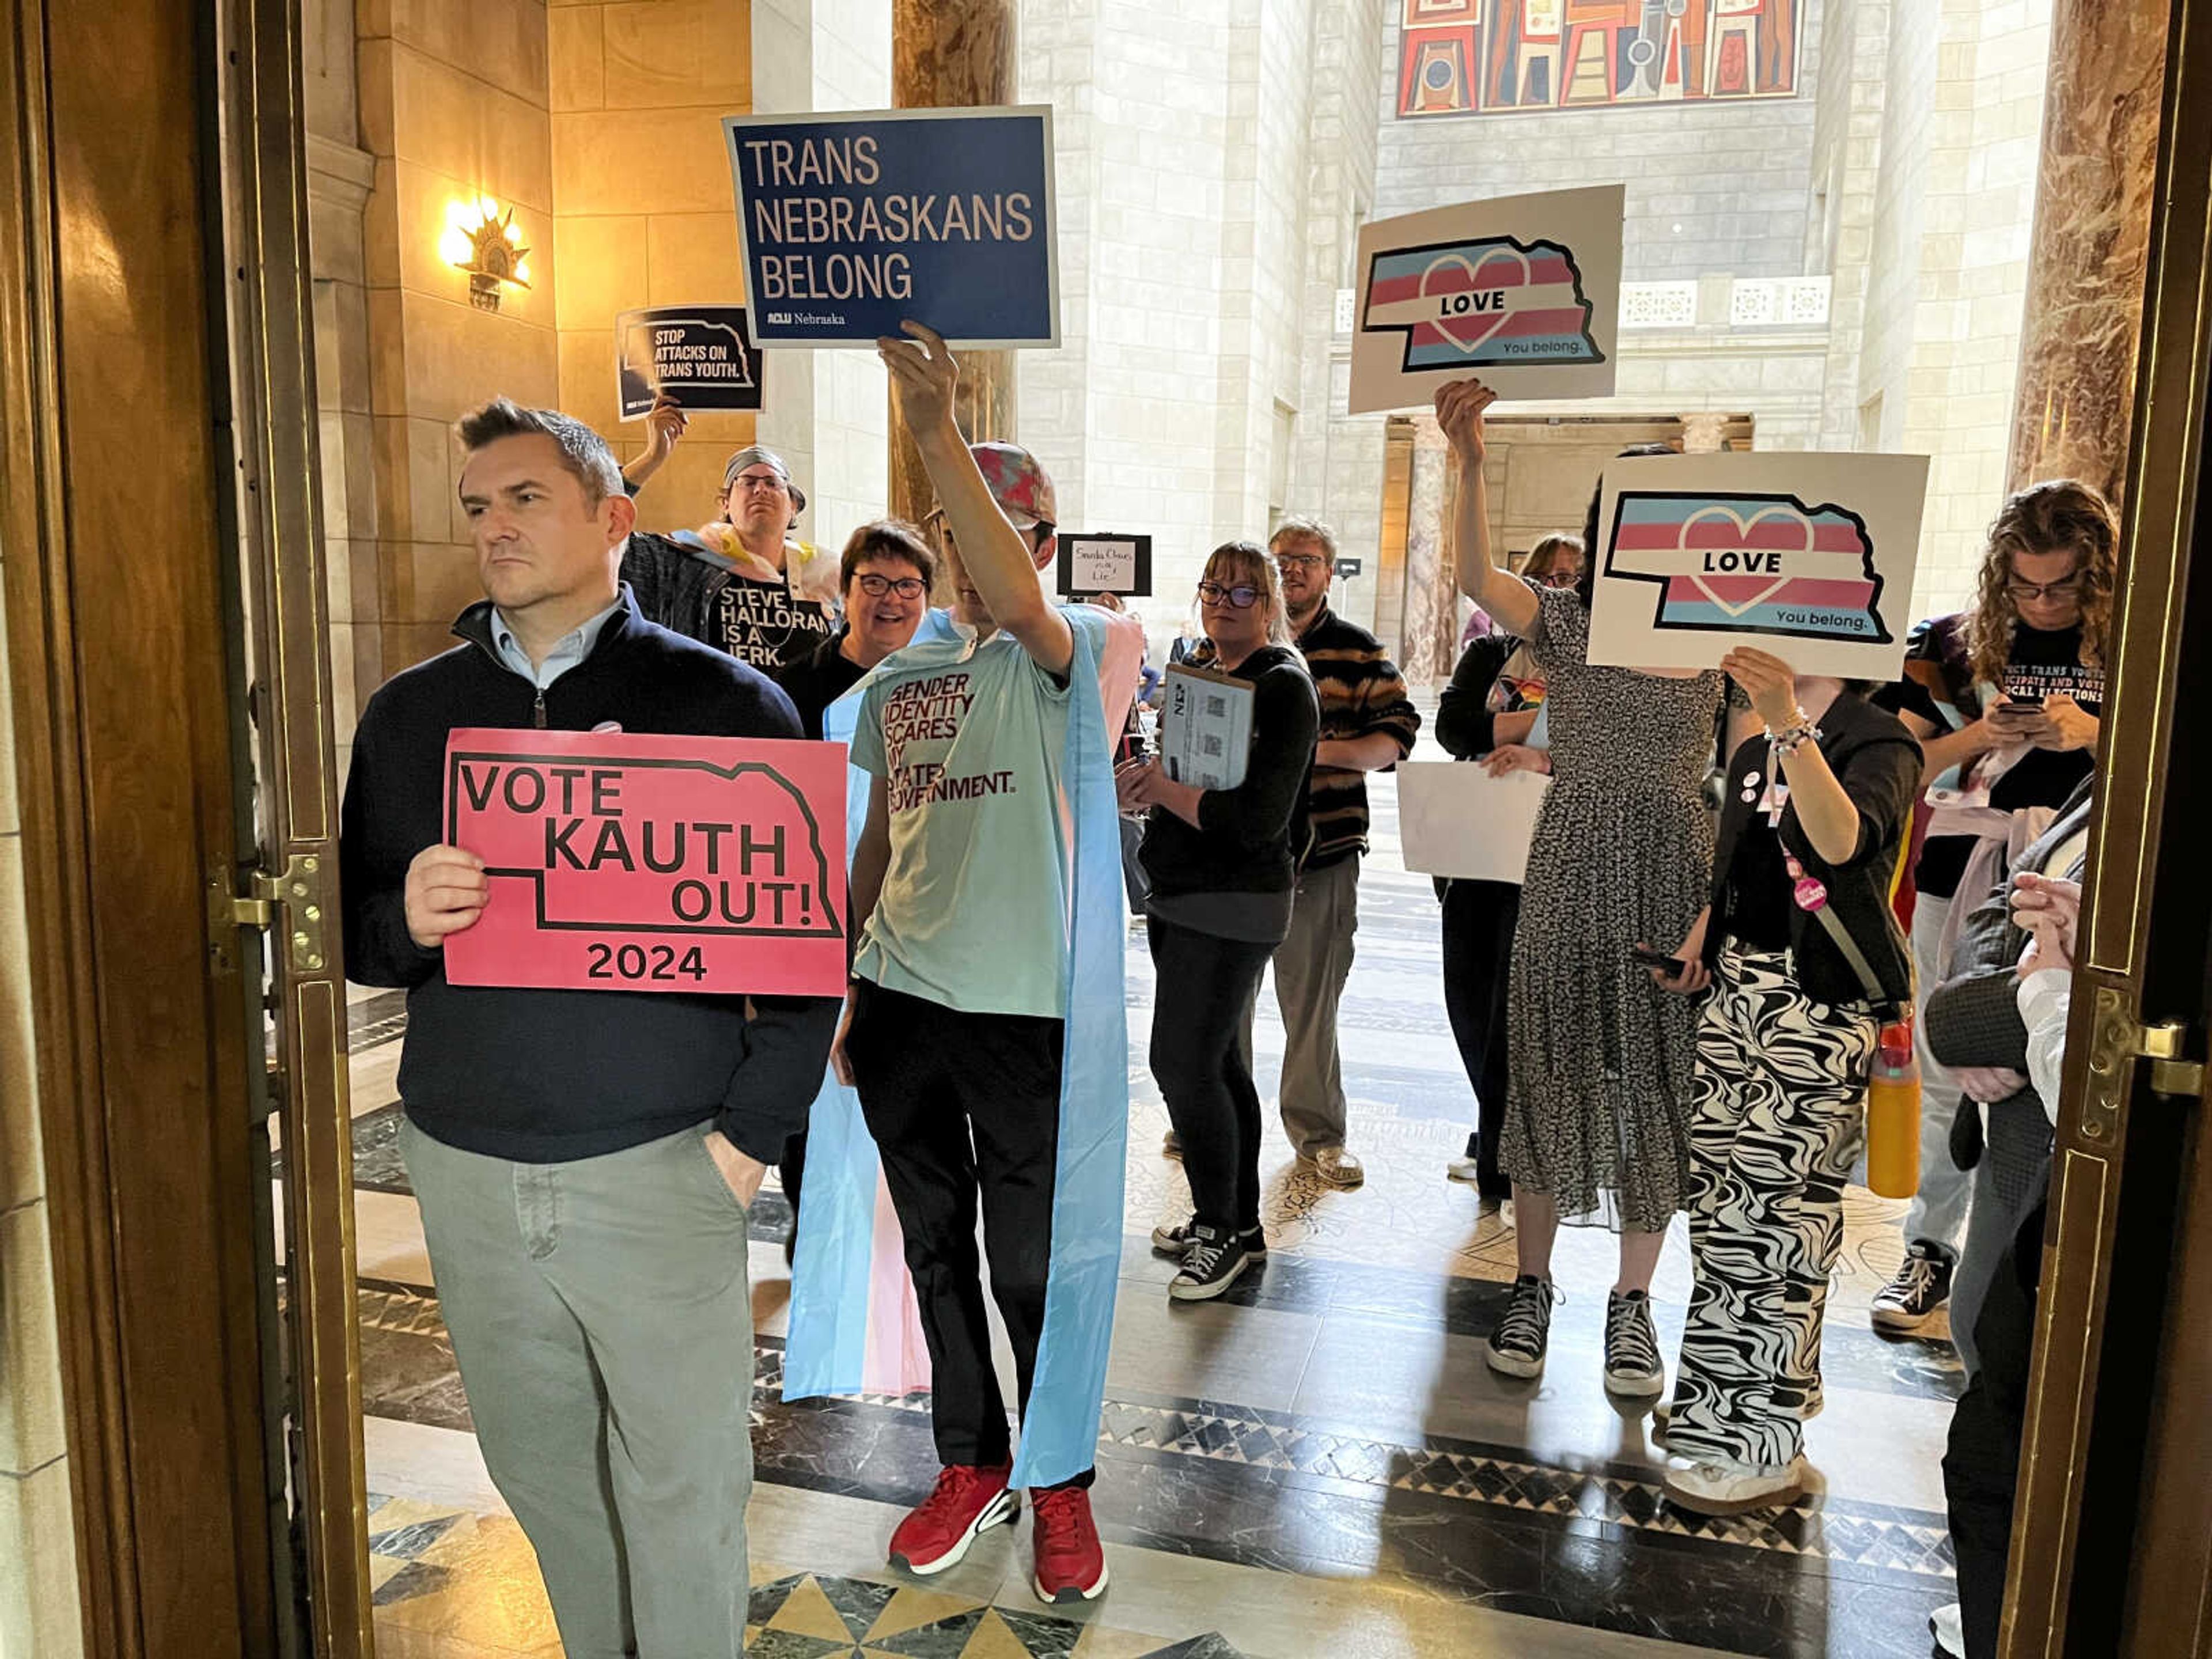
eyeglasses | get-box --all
[728,473,787,494]
[2006,574,2082,603]
[1529,568,1581,589]
[1196,579,1262,609]
[1272,552,1327,573]
[855,572,926,599]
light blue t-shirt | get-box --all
[850,605,1128,1020]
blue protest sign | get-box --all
[722,105,1059,349]
[615,305,762,419]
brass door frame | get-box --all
[0,0,278,1650]
[2002,0,2212,1648]
[208,0,374,1649]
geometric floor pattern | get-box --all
[368,1490,1243,1658]
[747,1572,1244,1656]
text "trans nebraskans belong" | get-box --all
[741,135,1039,304]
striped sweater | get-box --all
[1190,605,1419,870]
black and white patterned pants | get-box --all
[1668,946,1877,1469]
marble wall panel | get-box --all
[603,0,752,109]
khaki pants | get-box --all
[400,1116,756,1659]
[1252,854,1360,1156]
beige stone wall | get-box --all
[551,0,757,536]
[355,0,559,681]
[1847,0,2052,618]
[0,563,82,1657]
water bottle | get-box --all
[1865,1018,1922,1200]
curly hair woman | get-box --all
[1867,479,2117,1339]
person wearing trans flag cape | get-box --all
[787,322,1142,1608]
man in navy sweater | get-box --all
[340,397,838,1659]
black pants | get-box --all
[1146,915,1275,1236]
[1942,1199,2046,1658]
[843,979,1092,1487]
[1440,877,1518,1190]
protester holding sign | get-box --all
[1434,532,1581,1202]
[1438,375,1743,1399]
[1865,480,2115,1339]
[830,323,1140,1604]
[1118,543,1318,1301]
[339,398,839,1659]
[1649,650,1921,1516]
[622,434,843,671]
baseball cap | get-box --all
[721,445,806,513]
[969,442,1057,529]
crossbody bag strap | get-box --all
[1806,899,1904,1019]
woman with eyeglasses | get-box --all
[766,520,939,1254]
[1861,480,2116,1340]
[772,521,939,740]
[1117,542,1319,1300]
[1435,533,1583,1202]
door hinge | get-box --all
[2082,990,2203,1139]
[2136,1021,2205,1100]
[210,853,336,976]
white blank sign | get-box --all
[1396,762,1551,885]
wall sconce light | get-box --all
[439,197,532,313]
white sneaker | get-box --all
[1446,1154,1484,1183]
[1930,1602,1964,1658]
[1662,1453,1806,1516]
[1299,1146,1365,1189]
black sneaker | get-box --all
[1153,1218,1265,1259]
[1168,1225,1252,1301]
[1604,1289,1664,1397]
[1870,1241,1953,1335]
[1485,1275,1555,1378]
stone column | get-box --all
[1398,418,1459,687]
[889,0,1016,526]
[2008,0,2168,503]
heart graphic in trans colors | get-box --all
[1674,505,1816,616]
[1418,246,1532,354]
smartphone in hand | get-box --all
[1629,944,1686,975]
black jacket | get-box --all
[1705,691,1922,1010]
[340,589,840,1165]
[1435,634,1513,760]
[1139,644,1319,899]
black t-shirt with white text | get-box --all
[1917,620,2103,899]
[713,573,837,672]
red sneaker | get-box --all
[1030,1484,1109,1603]
[888,1463,1017,1575]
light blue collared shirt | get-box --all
[491,596,624,691]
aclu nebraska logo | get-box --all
[1362,236,1604,371]
[1604,491,1892,645]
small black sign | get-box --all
[1334,557,1363,579]
[1056,532,1154,599]
[616,305,763,419]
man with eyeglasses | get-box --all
[1866,479,2114,1339]
[619,436,844,671]
[1241,516,1421,1190]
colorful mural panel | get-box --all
[1397,0,1802,118]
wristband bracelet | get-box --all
[1770,722,1822,757]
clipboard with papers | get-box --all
[1158,663,1254,790]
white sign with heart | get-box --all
[1349,184,1623,413]
[1588,450,1931,679]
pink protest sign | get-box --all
[440,728,848,995]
